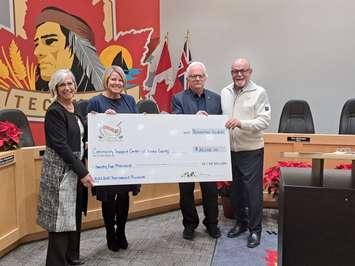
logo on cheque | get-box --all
[98,122,123,142]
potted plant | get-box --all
[0,121,22,152]
[216,181,234,218]
[335,163,352,170]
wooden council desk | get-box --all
[278,151,355,266]
[282,151,355,187]
[264,133,355,170]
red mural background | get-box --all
[0,0,160,145]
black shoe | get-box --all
[117,233,128,249]
[206,226,221,239]
[227,225,247,238]
[183,228,194,240]
[106,235,119,252]
[67,258,85,265]
[247,232,261,248]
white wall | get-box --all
[161,0,355,133]
[0,0,13,30]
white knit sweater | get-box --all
[221,81,271,152]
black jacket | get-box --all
[45,101,88,179]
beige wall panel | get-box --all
[0,156,19,251]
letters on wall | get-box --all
[0,0,159,144]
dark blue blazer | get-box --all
[171,89,222,115]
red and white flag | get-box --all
[171,40,192,94]
[143,38,174,112]
[143,37,192,113]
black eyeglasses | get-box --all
[231,69,250,75]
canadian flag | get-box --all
[143,38,192,113]
[144,38,174,112]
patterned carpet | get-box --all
[0,207,278,266]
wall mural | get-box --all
[0,0,159,144]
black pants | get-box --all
[179,182,218,229]
[230,149,264,234]
[101,192,129,238]
[46,201,82,266]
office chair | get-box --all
[136,99,159,114]
[76,99,89,118]
[339,98,355,134]
[278,100,315,133]
[0,109,35,147]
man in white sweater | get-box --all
[221,58,271,248]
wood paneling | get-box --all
[264,133,355,170]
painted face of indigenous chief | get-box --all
[231,58,252,90]
[186,62,207,95]
[34,22,74,82]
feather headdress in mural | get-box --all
[68,31,104,91]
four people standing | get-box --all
[172,62,222,240]
[222,58,271,248]
[37,57,271,265]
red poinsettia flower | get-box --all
[335,163,352,170]
[263,161,312,198]
[0,121,22,152]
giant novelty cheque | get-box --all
[88,113,232,185]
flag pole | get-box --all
[185,30,190,60]
[184,30,191,90]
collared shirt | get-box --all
[190,89,207,112]
[171,87,222,115]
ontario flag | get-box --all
[171,40,192,94]
[144,38,174,112]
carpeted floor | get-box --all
[212,209,278,266]
[0,207,278,266]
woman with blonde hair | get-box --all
[88,65,139,251]
[37,69,94,266]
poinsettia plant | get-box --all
[216,181,233,197]
[0,121,22,152]
[335,163,352,170]
[263,161,312,198]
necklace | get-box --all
[58,100,74,113]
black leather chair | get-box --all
[278,100,315,133]
[0,109,35,147]
[76,99,89,118]
[136,99,159,114]
[339,98,355,134]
